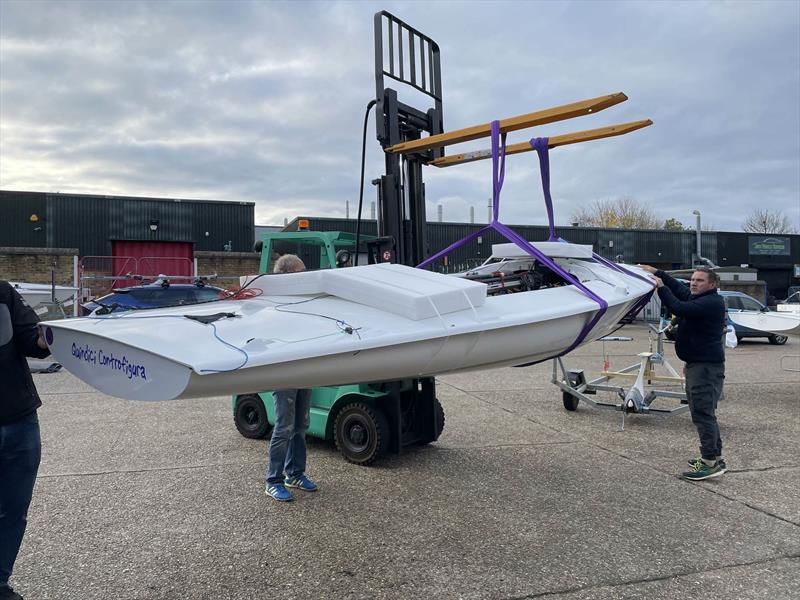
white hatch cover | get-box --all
[491,241,594,259]
[241,263,487,321]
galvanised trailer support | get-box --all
[552,323,689,431]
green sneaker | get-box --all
[682,459,726,481]
[687,458,726,471]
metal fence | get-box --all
[77,256,195,301]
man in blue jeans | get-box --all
[264,255,318,502]
[1,281,52,600]
[640,266,727,481]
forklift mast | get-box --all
[373,11,444,267]
[367,12,444,452]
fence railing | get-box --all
[77,256,195,301]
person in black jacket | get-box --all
[639,266,727,481]
[0,281,51,600]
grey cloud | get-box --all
[1,0,798,231]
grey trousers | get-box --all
[684,362,725,460]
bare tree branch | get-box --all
[571,196,661,229]
[741,208,795,234]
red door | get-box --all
[112,241,194,283]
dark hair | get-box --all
[693,266,719,286]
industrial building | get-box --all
[1,190,254,258]
[2,190,799,299]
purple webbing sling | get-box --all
[416,121,617,356]
[529,137,653,287]
[528,137,655,327]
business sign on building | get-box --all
[749,236,791,256]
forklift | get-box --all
[232,12,446,466]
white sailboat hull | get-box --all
[41,261,653,401]
[728,311,800,337]
[12,282,78,305]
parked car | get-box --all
[82,282,228,315]
[718,290,788,345]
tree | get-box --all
[571,196,661,229]
[663,218,684,231]
[741,208,795,234]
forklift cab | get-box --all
[255,229,370,273]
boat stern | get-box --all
[42,324,193,401]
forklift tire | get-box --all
[334,402,389,466]
[234,394,271,439]
[417,398,446,444]
[768,334,788,345]
[562,391,580,411]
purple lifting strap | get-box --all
[417,121,614,357]
[528,136,652,286]
[530,137,557,242]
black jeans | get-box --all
[684,362,725,461]
[0,412,41,586]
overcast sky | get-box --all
[1,0,798,233]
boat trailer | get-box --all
[552,322,689,430]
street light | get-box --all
[149,219,159,232]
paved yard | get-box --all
[13,324,800,599]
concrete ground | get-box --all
[12,324,800,599]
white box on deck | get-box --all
[241,263,487,320]
[492,241,594,259]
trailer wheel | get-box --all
[234,394,271,439]
[562,391,579,411]
[334,402,389,466]
[769,334,788,346]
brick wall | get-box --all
[194,251,261,285]
[0,247,78,285]
[0,248,260,288]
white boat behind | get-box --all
[12,281,78,306]
[41,254,653,401]
[728,310,800,337]
[776,291,800,315]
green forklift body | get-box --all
[259,231,367,273]
[234,230,381,442]
[234,230,442,461]
[252,385,389,440]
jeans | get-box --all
[265,389,310,485]
[0,412,41,586]
[685,362,725,461]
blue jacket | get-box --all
[656,271,726,364]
